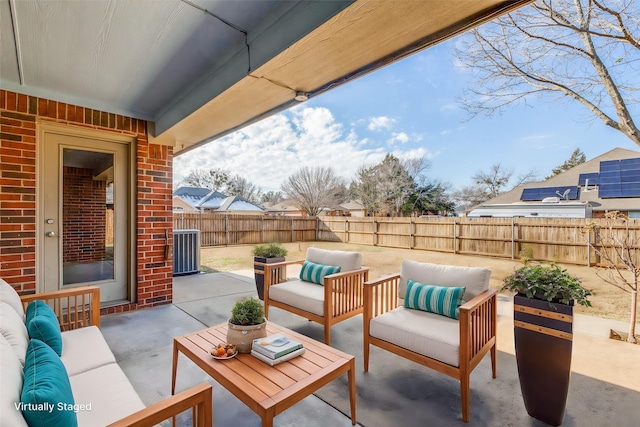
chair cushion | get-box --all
[399,260,491,303]
[268,280,325,316]
[21,339,78,427]
[62,326,117,377]
[0,335,28,427]
[26,300,63,356]
[69,363,146,427]
[306,247,361,272]
[369,306,460,367]
[405,280,466,319]
[0,301,29,365]
[299,260,341,285]
[0,278,25,318]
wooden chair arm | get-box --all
[459,289,497,368]
[323,267,369,319]
[107,382,212,427]
[324,266,369,282]
[20,286,101,330]
[259,259,304,270]
[363,273,401,321]
[262,259,304,290]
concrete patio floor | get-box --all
[100,271,640,426]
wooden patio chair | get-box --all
[262,247,369,345]
[363,260,497,422]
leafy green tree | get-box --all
[403,181,455,215]
[547,149,586,179]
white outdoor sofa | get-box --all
[1,280,212,427]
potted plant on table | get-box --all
[502,262,592,427]
[253,242,288,300]
[227,297,267,353]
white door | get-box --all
[41,132,130,303]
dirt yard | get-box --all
[200,241,638,325]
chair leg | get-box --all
[364,338,370,372]
[460,372,470,422]
[491,344,497,379]
[324,324,331,346]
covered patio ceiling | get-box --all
[1,0,532,156]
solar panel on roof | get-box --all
[599,157,640,198]
[578,173,599,186]
[521,186,579,201]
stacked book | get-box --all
[251,334,305,366]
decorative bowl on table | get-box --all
[210,343,237,360]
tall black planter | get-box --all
[253,257,285,301]
[513,294,574,426]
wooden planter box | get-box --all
[513,294,573,427]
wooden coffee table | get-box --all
[172,322,356,427]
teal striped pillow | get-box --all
[404,280,466,319]
[299,261,341,285]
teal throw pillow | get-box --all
[404,280,466,319]
[26,300,63,356]
[21,339,78,427]
[299,261,341,285]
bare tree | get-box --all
[583,211,639,343]
[452,185,493,210]
[547,148,587,179]
[473,163,513,198]
[225,175,262,204]
[281,166,346,216]
[181,168,229,191]
[456,0,640,148]
[514,168,540,186]
[260,191,285,206]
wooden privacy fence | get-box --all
[173,214,639,267]
[319,216,640,267]
[173,213,317,246]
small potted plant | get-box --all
[226,297,267,353]
[253,242,288,300]
[502,262,592,427]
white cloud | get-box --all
[368,116,396,131]
[174,107,395,191]
[387,132,409,145]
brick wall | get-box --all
[0,90,173,313]
[62,166,107,263]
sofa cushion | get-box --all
[405,280,466,320]
[399,260,491,303]
[0,335,28,427]
[369,306,460,367]
[69,363,146,427]
[21,339,78,427]
[0,278,24,318]
[268,280,324,316]
[306,247,361,272]
[26,300,63,356]
[62,326,117,377]
[299,260,341,285]
[0,301,29,365]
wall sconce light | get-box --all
[294,91,309,102]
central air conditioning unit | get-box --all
[173,229,200,276]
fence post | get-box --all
[261,216,264,243]
[511,218,515,260]
[586,229,591,267]
[291,217,294,243]
[372,218,377,246]
[453,219,457,254]
[225,215,229,246]
[315,217,319,241]
[409,218,414,249]
[344,219,349,243]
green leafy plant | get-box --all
[229,297,265,325]
[501,262,592,308]
[252,242,288,258]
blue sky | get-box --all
[173,38,639,193]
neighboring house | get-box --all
[339,200,367,217]
[265,200,307,217]
[173,187,263,214]
[469,148,640,218]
